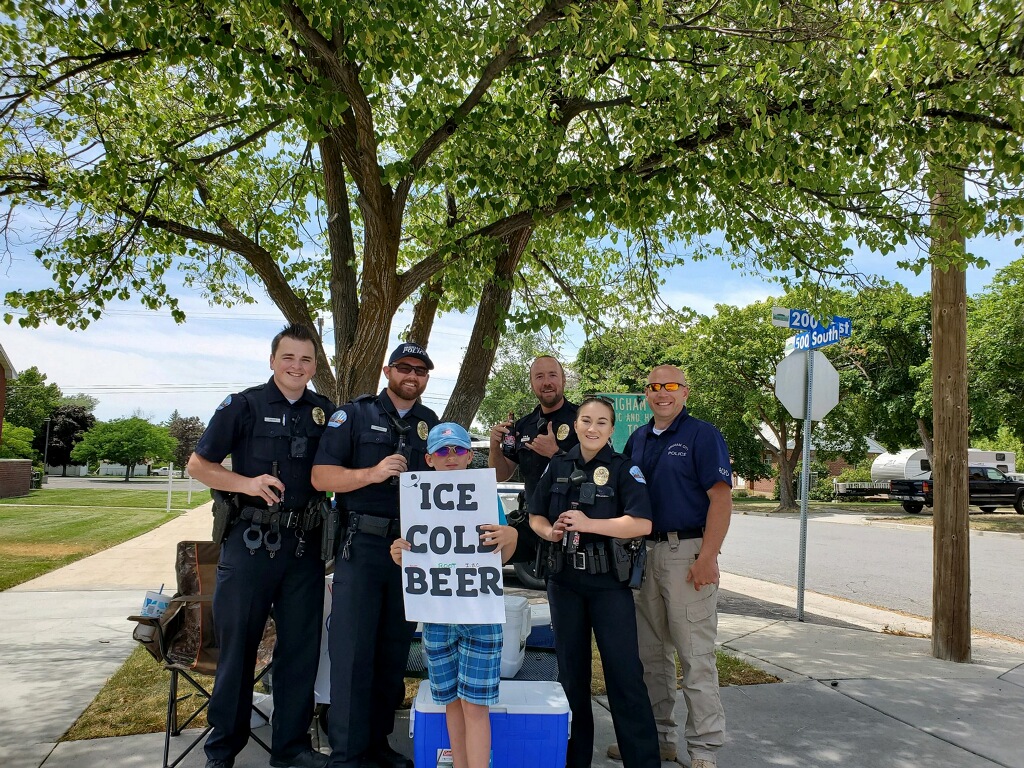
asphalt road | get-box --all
[40,475,209,491]
[723,511,1024,641]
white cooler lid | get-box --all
[413,679,570,716]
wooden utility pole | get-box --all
[930,168,971,662]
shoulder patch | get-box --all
[629,466,646,485]
[328,409,348,428]
[216,395,232,410]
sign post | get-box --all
[774,308,847,620]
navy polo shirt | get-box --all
[624,407,732,531]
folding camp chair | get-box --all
[129,541,277,768]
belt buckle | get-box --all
[571,552,587,570]
[282,509,300,529]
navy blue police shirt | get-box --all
[194,377,335,511]
[313,389,439,517]
[529,444,652,550]
[624,407,732,532]
[508,400,579,493]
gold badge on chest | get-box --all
[417,420,429,441]
[312,407,326,425]
[556,423,570,441]
[593,466,610,486]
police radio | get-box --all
[390,422,412,485]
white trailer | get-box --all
[870,448,1016,481]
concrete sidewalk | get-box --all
[2,502,1023,768]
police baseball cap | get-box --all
[427,422,472,454]
[388,342,434,370]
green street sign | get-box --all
[597,393,652,452]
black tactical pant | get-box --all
[206,523,324,762]
[327,532,415,767]
[548,569,660,768]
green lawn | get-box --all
[0,489,206,591]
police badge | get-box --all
[312,407,326,425]
[556,423,570,441]
[593,466,610,486]
[417,420,429,440]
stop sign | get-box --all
[775,351,839,421]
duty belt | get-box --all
[240,505,311,530]
[567,542,611,574]
[350,513,401,539]
[239,504,321,559]
[647,528,703,542]
[338,512,400,561]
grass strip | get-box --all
[0,505,182,590]
[879,513,1024,534]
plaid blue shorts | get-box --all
[422,622,503,706]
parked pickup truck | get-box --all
[888,466,1024,514]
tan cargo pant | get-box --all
[634,536,725,763]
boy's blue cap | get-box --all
[427,422,472,453]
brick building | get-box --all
[0,343,32,498]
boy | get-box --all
[390,423,518,768]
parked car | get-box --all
[152,466,172,476]
[888,465,1024,514]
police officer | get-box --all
[607,364,732,768]
[489,355,578,562]
[188,323,333,768]
[529,396,660,768]
[311,342,439,768]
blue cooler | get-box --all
[410,680,571,768]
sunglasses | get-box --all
[431,446,471,458]
[391,362,430,377]
[644,382,687,392]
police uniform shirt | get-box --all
[530,444,652,549]
[313,388,438,515]
[194,377,334,510]
[624,407,732,532]
[510,400,580,492]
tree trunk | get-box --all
[124,465,131,482]
[930,168,970,663]
[917,418,934,462]
[322,136,360,404]
[775,447,800,511]
[409,277,444,346]
[442,229,532,425]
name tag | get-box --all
[264,417,282,423]
[371,425,388,432]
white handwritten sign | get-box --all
[398,467,505,624]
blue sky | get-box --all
[2,233,1019,424]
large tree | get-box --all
[0,421,35,460]
[3,367,62,436]
[5,1,1021,421]
[676,298,871,511]
[71,418,176,481]
[834,283,934,454]
[35,404,96,473]
[969,258,1024,443]
[167,410,206,476]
